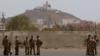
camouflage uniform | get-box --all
[8,40,12,55]
[93,35,99,55]
[89,38,96,55]
[15,36,21,55]
[36,36,43,55]
[24,37,30,55]
[2,36,9,55]
[29,36,36,55]
[85,35,91,55]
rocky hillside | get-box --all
[23,1,81,26]
[24,9,80,24]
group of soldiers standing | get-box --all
[85,35,99,56]
[2,34,100,56]
[2,35,43,55]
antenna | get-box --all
[1,12,5,23]
[95,22,96,34]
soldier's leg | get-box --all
[90,46,93,55]
[17,47,19,55]
[15,47,17,55]
[87,45,91,55]
[91,46,96,56]
[91,47,94,55]
[33,46,35,55]
[15,47,19,55]
[25,47,27,55]
[27,47,30,55]
[9,47,12,55]
[25,47,29,55]
[37,46,40,55]
[38,47,40,55]
[3,47,6,55]
[37,47,39,55]
[94,47,97,55]
[86,47,89,55]
[6,47,9,55]
[29,47,32,55]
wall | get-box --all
[0,31,99,48]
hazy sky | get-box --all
[0,0,100,22]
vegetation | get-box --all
[6,14,38,31]
[29,24,39,31]
[6,14,97,32]
[42,23,97,32]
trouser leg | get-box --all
[33,46,35,55]
[86,47,89,55]
[9,47,12,55]
[91,48,94,55]
[25,47,27,55]
[5,47,9,55]
[94,47,97,55]
[26,48,29,55]
[29,47,32,55]
[15,47,19,55]
[37,47,40,55]
[3,47,6,55]
[25,47,29,55]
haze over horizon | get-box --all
[0,0,100,22]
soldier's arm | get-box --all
[96,38,99,42]
[2,40,4,46]
[17,40,20,44]
[40,40,43,45]
[23,41,26,45]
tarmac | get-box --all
[0,49,100,56]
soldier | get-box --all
[36,35,43,55]
[2,35,9,55]
[8,40,12,55]
[24,36,30,55]
[85,35,91,55]
[29,35,36,55]
[15,36,21,55]
[93,35,99,55]
[89,37,96,55]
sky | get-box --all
[0,0,100,22]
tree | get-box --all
[30,24,39,31]
[67,24,74,31]
[7,14,31,31]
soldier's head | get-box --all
[15,36,18,39]
[31,35,33,39]
[94,35,97,37]
[93,35,98,39]
[4,35,8,39]
[37,35,39,39]
[88,34,91,39]
[26,36,28,40]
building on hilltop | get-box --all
[34,1,51,10]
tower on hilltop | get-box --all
[43,1,51,10]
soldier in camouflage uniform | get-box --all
[89,37,96,55]
[24,36,30,55]
[36,35,43,55]
[8,40,12,55]
[93,35,99,55]
[15,36,21,55]
[29,35,36,55]
[85,35,91,55]
[2,35,9,55]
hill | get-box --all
[23,1,81,27]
